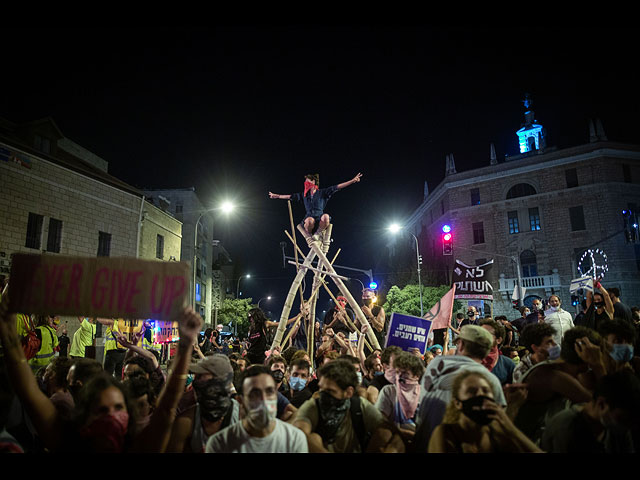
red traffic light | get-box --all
[443,233,452,242]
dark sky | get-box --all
[3,26,639,318]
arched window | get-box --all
[520,250,538,277]
[506,183,537,199]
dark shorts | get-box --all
[301,214,331,233]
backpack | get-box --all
[315,394,370,452]
[21,316,41,361]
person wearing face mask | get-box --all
[205,365,308,453]
[266,355,297,421]
[583,283,615,332]
[514,326,606,444]
[412,325,506,451]
[598,319,640,375]
[374,351,426,444]
[167,354,240,453]
[324,296,356,338]
[361,288,386,347]
[428,370,542,453]
[284,358,313,407]
[269,172,362,237]
[542,370,640,453]
[294,359,405,453]
[366,345,403,404]
[542,295,574,346]
[513,323,559,383]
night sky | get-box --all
[3,26,639,318]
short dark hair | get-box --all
[48,356,74,389]
[317,359,358,391]
[289,358,311,373]
[598,319,637,344]
[266,355,287,369]
[124,355,154,374]
[479,318,505,341]
[239,365,275,395]
[71,358,103,385]
[520,323,557,351]
[380,345,402,366]
[304,173,320,186]
[608,287,621,298]
[125,374,157,405]
[392,351,425,379]
[364,353,380,372]
[337,354,360,366]
[561,327,602,365]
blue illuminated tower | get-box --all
[516,94,547,154]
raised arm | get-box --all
[337,172,362,190]
[269,192,292,200]
[0,294,62,450]
[131,307,202,453]
[113,330,158,369]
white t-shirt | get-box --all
[205,418,308,453]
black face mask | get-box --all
[467,311,475,317]
[317,391,350,444]
[594,302,605,308]
[193,378,231,422]
[363,298,373,306]
[458,395,494,426]
[271,370,285,383]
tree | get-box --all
[213,297,255,338]
[383,284,462,318]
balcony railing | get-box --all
[498,270,562,292]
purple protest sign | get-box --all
[384,312,434,354]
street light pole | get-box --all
[409,232,424,317]
[192,201,236,314]
[236,274,250,298]
[258,296,272,309]
[388,224,423,316]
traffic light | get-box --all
[512,300,520,310]
[571,294,579,306]
[442,225,453,255]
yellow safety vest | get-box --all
[29,325,59,369]
[104,320,124,354]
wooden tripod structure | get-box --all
[270,205,381,361]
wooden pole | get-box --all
[287,201,305,307]
[296,224,381,350]
[270,246,317,351]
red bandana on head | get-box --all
[304,180,319,197]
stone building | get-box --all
[0,116,183,358]
[143,188,214,325]
[396,99,640,318]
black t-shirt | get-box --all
[369,373,391,392]
[613,301,633,324]
[58,334,70,357]
[247,327,267,364]
[324,306,355,336]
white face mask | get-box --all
[548,305,558,312]
[245,399,277,430]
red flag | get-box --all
[423,284,456,330]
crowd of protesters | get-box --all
[1,276,640,454]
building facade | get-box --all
[143,188,214,326]
[1,117,183,360]
[398,103,640,318]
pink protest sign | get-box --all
[8,254,189,321]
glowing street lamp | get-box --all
[388,223,423,316]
